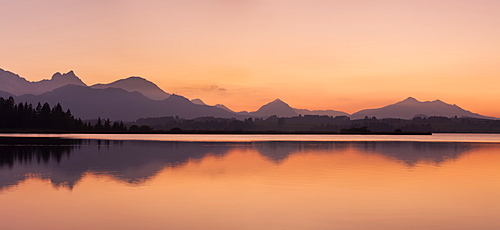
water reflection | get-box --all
[1,137,500,230]
[0,137,79,168]
[351,141,477,166]
[0,137,485,191]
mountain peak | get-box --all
[50,70,85,85]
[0,68,88,95]
[165,94,190,102]
[265,98,289,107]
[128,76,144,79]
[90,76,170,100]
[403,97,419,102]
[191,98,207,106]
[214,104,234,113]
[51,70,75,79]
[122,76,148,82]
[0,68,27,81]
[251,98,297,117]
[394,97,420,105]
[262,98,293,108]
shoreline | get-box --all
[0,130,433,135]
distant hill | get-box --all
[0,68,86,96]
[191,100,238,114]
[14,85,246,121]
[215,104,235,113]
[249,99,298,118]
[351,97,494,120]
[294,108,349,117]
[245,99,349,118]
[91,77,170,100]
[0,91,14,99]
[191,98,207,105]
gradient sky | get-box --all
[1,0,499,116]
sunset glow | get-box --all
[1,0,499,116]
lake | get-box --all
[0,134,499,230]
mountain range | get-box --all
[0,67,496,121]
[11,85,245,121]
[350,97,493,120]
[0,68,86,95]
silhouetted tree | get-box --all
[0,97,127,132]
[95,117,104,130]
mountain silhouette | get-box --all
[351,97,494,119]
[91,76,170,100]
[0,68,244,121]
[14,85,245,121]
[249,99,298,118]
[0,68,86,96]
[191,98,207,105]
[215,104,235,113]
[0,90,14,99]
[191,100,237,114]
[1,68,496,121]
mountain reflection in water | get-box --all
[0,137,484,191]
[1,136,500,230]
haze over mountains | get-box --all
[0,68,496,121]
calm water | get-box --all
[3,133,500,142]
[0,134,499,230]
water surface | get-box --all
[3,133,500,142]
[0,135,499,229]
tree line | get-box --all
[0,97,126,131]
[134,114,500,133]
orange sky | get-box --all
[1,0,499,116]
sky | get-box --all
[1,0,499,116]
